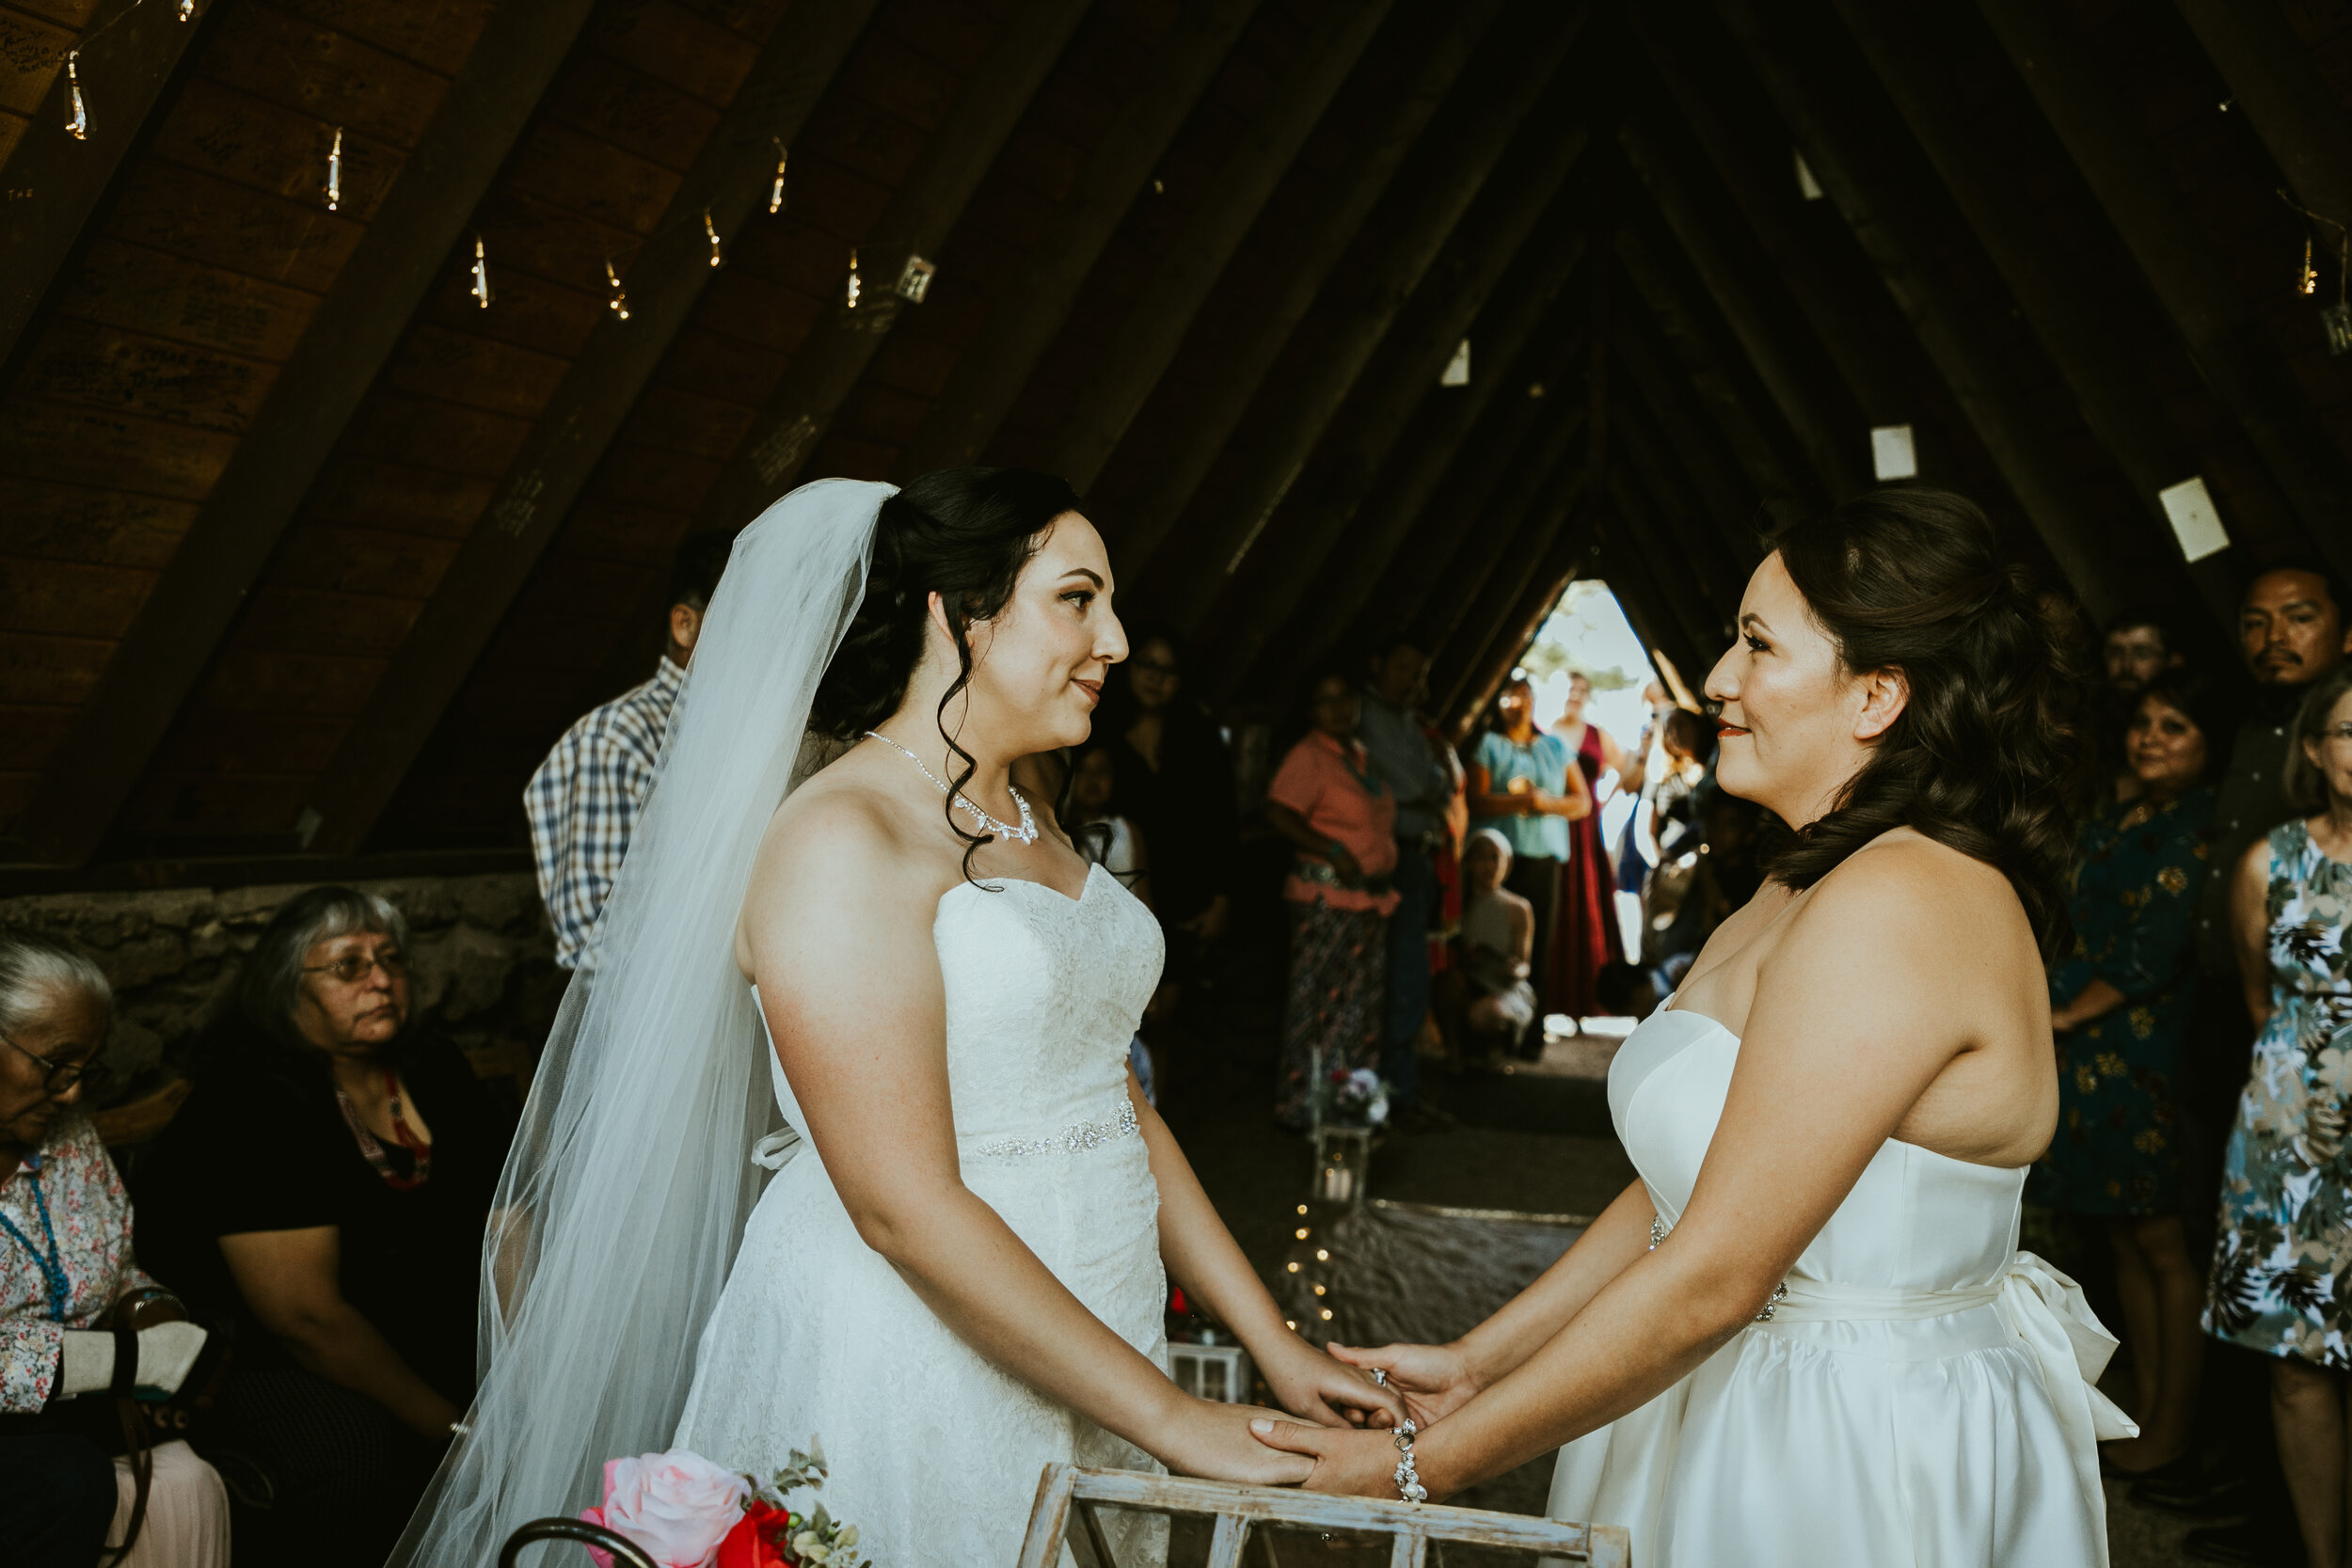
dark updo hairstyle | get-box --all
[1761,487,2088,957]
[807,467,1083,877]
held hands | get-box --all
[1161,1397,1316,1487]
[1247,1418,1419,1499]
[1326,1339,1480,1428]
[1259,1338,1404,1429]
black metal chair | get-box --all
[498,1516,660,1568]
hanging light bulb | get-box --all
[704,208,723,269]
[2301,235,2319,296]
[64,52,86,140]
[325,127,342,211]
[178,0,194,18]
[769,139,788,214]
[604,257,629,321]
[845,246,861,309]
[470,234,493,309]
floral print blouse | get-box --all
[1,1115,152,1412]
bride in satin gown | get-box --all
[1251,488,2135,1567]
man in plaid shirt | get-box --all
[526,532,732,970]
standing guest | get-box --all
[1104,627,1238,1018]
[1454,830,1537,1058]
[136,889,516,1568]
[526,531,733,971]
[2036,671,2228,1478]
[0,932,225,1568]
[1356,638,1454,1121]
[1263,673,1401,1129]
[1065,744,1151,902]
[2161,563,2351,1544]
[1647,708,1712,860]
[1548,672,1637,1022]
[2204,668,2352,1568]
[2100,610,2186,805]
[1466,675,1591,1055]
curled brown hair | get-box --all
[1761,487,2089,957]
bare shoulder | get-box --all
[738,764,945,976]
[1791,832,2020,943]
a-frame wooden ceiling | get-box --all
[5,0,2352,888]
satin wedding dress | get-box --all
[1549,1003,2133,1567]
[676,862,1170,1565]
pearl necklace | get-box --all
[865,731,1038,846]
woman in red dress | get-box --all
[1549,673,1639,1022]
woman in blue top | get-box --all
[1467,676,1592,1053]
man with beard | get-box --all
[2156,562,2350,1562]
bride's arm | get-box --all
[743,798,1309,1486]
[1255,846,2010,1497]
[1130,1082,1400,1428]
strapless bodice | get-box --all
[756,862,1163,1156]
[1611,1005,2025,1291]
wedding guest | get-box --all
[1647,708,1711,860]
[2035,670,2228,1478]
[0,931,225,1568]
[1104,627,1238,1017]
[1548,672,1634,1022]
[2099,609,2186,806]
[526,530,733,970]
[1264,673,1400,1129]
[2163,562,2350,1541]
[1466,675,1590,1054]
[1356,638,1454,1119]
[136,889,516,1568]
[1454,830,1536,1057]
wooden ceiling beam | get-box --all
[1831,0,2234,626]
[2177,0,2352,241]
[9,0,606,869]
[1099,0,1524,585]
[1608,463,1728,661]
[689,0,1096,531]
[1976,0,2352,585]
[894,0,1263,477]
[1041,0,1399,490]
[1613,222,1813,526]
[0,0,217,376]
[1444,514,1596,736]
[1415,406,1592,669]
[1427,452,1592,716]
[1629,10,1913,426]
[1258,219,1592,700]
[1154,5,1588,634]
[1610,314,1767,571]
[1713,0,2122,621]
[1348,322,1589,646]
[1619,119,1868,499]
[1198,123,1592,701]
[1612,383,1747,635]
[1581,518,1698,711]
[301,0,882,859]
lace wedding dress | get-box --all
[676,862,1169,1564]
[1549,1003,2134,1566]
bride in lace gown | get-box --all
[1252,489,2135,1566]
[391,473,1380,1568]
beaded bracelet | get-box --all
[1392,1419,1428,1505]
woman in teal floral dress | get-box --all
[2036,670,2221,1472]
[2205,667,2352,1564]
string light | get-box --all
[179,0,194,16]
[64,52,86,139]
[2300,235,2317,295]
[325,127,342,211]
[469,234,493,309]
[604,258,629,321]
[769,139,788,214]
[845,247,861,309]
[1296,1205,1309,1216]
[1294,1227,1309,1240]
[704,208,723,269]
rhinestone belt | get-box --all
[1650,1213,1788,1322]
[970,1101,1140,1159]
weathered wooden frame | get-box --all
[1014,1464,1631,1568]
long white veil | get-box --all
[391,478,893,1565]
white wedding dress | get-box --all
[676,862,1170,1565]
[1549,1003,2133,1567]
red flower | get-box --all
[716,1502,796,1568]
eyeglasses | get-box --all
[1,1034,110,1098]
[303,949,408,985]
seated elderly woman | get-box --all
[138,887,516,1568]
[0,929,227,1568]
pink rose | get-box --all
[579,1449,751,1568]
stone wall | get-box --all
[0,874,564,1110]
